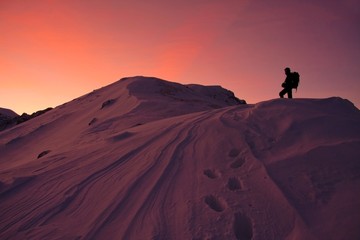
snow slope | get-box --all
[0,77,359,240]
[0,108,18,118]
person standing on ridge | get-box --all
[279,67,300,98]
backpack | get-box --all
[292,72,300,90]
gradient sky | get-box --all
[1,0,359,114]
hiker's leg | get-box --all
[279,88,287,98]
[288,88,293,98]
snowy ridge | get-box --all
[0,77,359,240]
[0,108,19,131]
[0,108,18,118]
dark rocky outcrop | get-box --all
[0,107,53,132]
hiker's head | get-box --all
[284,67,291,75]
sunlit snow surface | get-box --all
[1,77,359,240]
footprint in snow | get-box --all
[233,212,253,240]
[230,158,246,169]
[227,177,242,191]
[203,169,221,179]
[204,195,227,212]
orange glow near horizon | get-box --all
[1,0,359,114]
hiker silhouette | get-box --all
[279,67,299,99]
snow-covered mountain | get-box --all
[0,77,359,240]
[0,108,18,132]
[0,107,52,132]
[0,108,18,118]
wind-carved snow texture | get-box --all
[37,150,51,159]
[0,77,360,240]
[101,99,116,109]
[88,118,97,126]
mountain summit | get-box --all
[0,77,359,240]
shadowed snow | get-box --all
[0,77,359,240]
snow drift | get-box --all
[0,77,359,240]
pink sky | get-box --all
[1,0,359,114]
